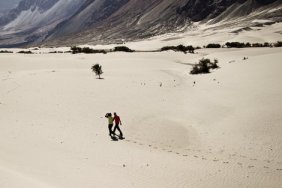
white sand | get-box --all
[0,46,282,188]
[1,4,282,187]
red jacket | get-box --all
[114,116,121,124]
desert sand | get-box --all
[1,19,282,187]
[0,44,282,188]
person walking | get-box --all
[113,112,123,138]
[105,113,114,137]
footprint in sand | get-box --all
[168,151,173,153]
[248,165,255,168]
[276,169,282,171]
[194,155,199,158]
[183,155,188,157]
[264,166,269,169]
[250,158,257,161]
[213,159,219,162]
[223,161,229,164]
[237,162,243,166]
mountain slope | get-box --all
[48,0,130,38]
[45,0,282,46]
[0,0,59,27]
[0,0,282,47]
[0,0,87,47]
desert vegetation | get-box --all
[48,50,72,54]
[71,46,107,54]
[205,43,221,48]
[274,41,282,47]
[190,58,219,75]
[113,46,135,52]
[224,41,282,48]
[91,64,103,79]
[0,50,13,53]
[17,50,33,54]
[160,45,195,53]
[200,41,282,49]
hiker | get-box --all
[113,112,123,138]
[105,113,114,137]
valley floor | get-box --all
[0,47,281,188]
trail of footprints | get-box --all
[125,138,282,172]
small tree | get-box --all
[91,64,103,79]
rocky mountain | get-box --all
[0,0,281,47]
[0,0,59,27]
[0,0,87,47]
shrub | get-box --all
[206,43,221,48]
[91,64,103,79]
[71,46,107,54]
[252,43,264,47]
[186,45,195,53]
[225,42,246,48]
[160,46,177,51]
[0,50,13,53]
[245,42,251,47]
[49,51,64,53]
[190,58,220,75]
[209,59,219,69]
[176,45,186,52]
[161,45,195,53]
[263,42,271,47]
[113,46,134,52]
[274,41,282,47]
[225,42,273,48]
[18,51,33,54]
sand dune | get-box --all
[0,46,281,187]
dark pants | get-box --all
[108,124,113,136]
[113,123,123,137]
